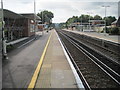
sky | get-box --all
[1,0,120,23]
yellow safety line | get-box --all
[27,32,52,90]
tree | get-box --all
[65,14,117,28]
[66,16,79,25]
[103,16,116,26]
[79,14,93,23]
[66,14,94,26]
[37,10,54,25]
[93,15,102,20]
[58,23,67,29]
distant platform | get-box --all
[63,29,120,44]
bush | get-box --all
[6,44,14,52]
[106,27,110,33]
[102,27,111,33]
[110,27,119,35]
[102,27,120,35]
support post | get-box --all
[1,0,8,60]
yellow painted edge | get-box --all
[27,32,52,90]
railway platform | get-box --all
[63,29,120,44]
[28,30,84,88]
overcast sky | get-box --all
[1,0,120,23]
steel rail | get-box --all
[58,30,120,86]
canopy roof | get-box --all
[89,20,105,22]
[0,9,40,20]
[111,20,117,24]
[21,13,41,20]
[0,9,24,19]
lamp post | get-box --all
[39,10,43,24]
[81,14,83,31]
[102,5,110,35]
[34,0,37,38]
[1,0,7,59]
[101,5,110,47]
[87,12,92,30]
[39,10,44,34]
[70,6,83,31]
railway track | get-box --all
[62,30,120,64]
[56,30,120,89]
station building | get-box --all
[0,9,41,42]
[111,17,120,27]
[116,16,120,27]
[21,13,41,36]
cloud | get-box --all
[36,1,118,22]
[36,2,71,10]
[4,0,33,4]
[69,2,117,13]
[68,0,119,2]
[1,0,119,23]
[3,0,34,13]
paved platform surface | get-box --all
[3,31,50,88]
[35,30,77,88]
[63,29,120,44]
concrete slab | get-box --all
[52,62,70,70]
[51,70,77,88]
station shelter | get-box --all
[0,9,41,42]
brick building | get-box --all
[0,9,40,42]
[21,13,41,36]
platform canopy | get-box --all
[0,9,41,21]
[21,13,41,20]
[0,9,24,19]
[89,20,105,23]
